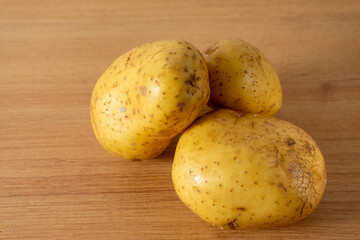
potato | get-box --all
[203,39,282,116]
[172,109,326,229]
[90,40,210,160]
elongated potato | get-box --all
[91,40,210,160]
[172,109,326,229]
[203,39,282,116]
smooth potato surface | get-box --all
[91,40,210,160]
[203,39,282,116]
[172,109,326,229]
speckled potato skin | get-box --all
[172,109,326,229]
[203,39,282,116]
[90,40,210,160]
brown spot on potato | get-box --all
[305,142,313,154]
[300,202,306,217]
[228,219,238,229]
[185,74,196,86]
[278,183,287,193]
[287,137,296,146]
[177,102,185,112]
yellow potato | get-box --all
[172,109,326,229]
[90,40,210,160]
[203,39,282,116]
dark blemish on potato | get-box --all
[174,88,183,98]
[219,184,222,188]
[192,54,196,60]
[300,202,306,217]
[305,142,313,154]
[156,104,160,108]
[125,55,131,65]
[237,207,245,211]
[163,113,170,120]
[254,181,258,185]
[184,53,188,57]
[278,183,287,193]
[185,74,196,86]
[287,138,296,146]
[230,188,233,192]
[187,46,192,50]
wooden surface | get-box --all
[1,0,360,239]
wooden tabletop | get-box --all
[1,0,360,239]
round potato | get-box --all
[203,39,282,116]
[172,109,326,229]
[91,40,210,160]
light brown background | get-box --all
[1,0,359,239]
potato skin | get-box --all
[90,40,210,160]
[203,39,282,116]
[172,109,326,229]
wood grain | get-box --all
[1,0,360,239]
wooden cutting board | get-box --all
[1,0,359,239]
